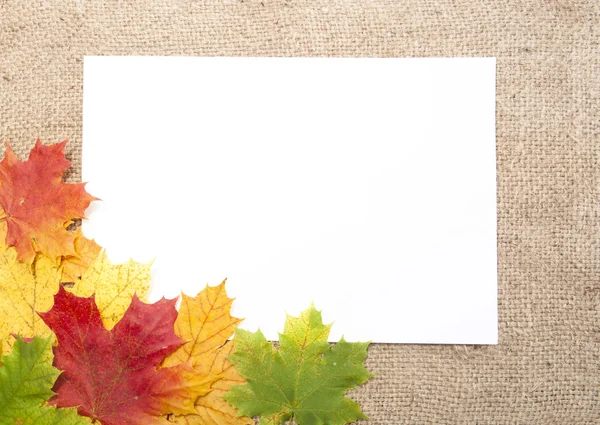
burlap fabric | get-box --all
[1,1,598,423]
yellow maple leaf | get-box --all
[67,250,152,330]
[0,247,152,354]
[0,246,61,355]
[163,280,253,425]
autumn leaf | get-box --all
[60,229,102,284]
[66,250,151,329]
[0,335,90,424]
[40,286,211,425]
[0,139,96,262]
[162,280,253,425]
[223,305,372,425]
[0,245,151,355]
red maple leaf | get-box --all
[39,287,199,425]
[0,139,96,262]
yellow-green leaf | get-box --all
[224,305,373,425]
[0,336,90,424]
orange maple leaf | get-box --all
[60,228,102,283]
[0,139,96,262]
[163,280,253,425]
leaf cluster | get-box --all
[0,140,372,425]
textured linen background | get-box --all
[1,1,598,423]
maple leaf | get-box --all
[0,335,90,424]
[223,306,372,425]
[0,139,96,262]
[60,229,102,284]
[162,280,253,425]
[40,286,211,425]
[0,244,151,355]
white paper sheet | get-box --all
[82,56,497,344]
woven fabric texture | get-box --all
[1,1,599,423]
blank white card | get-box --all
[82,57,497,344]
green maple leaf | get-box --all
[223,305,372,425]
[0,336,89,424]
